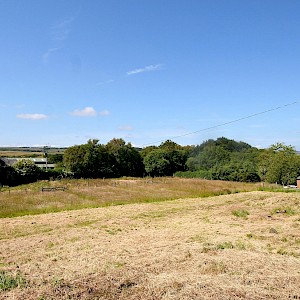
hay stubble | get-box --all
[0,191,300,299]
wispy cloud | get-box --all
[99,110,110,116]
[70,107,97,117]
[17,113,48,120]
[42,47,61,63]
[50,17,74,42]
[96,79,114,86]
[43,17,75,63]
[118,125,134,131]
[15,104,25,109]
[127,64,164,76]
[250,124,264,128]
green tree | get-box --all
[13,159,41,184]
[47,153,64,164]
[63,140,115,178]
[184,137,261,182]
[143,149,171,177]
[105,138,144,177]
[263,143,300,185]
[143,140,188,177]
[0,162,17,186]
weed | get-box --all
[271,207,296,216]
[266,243,274,253]
[74,219,98,227]
[47,241,55,248]
[235,239,247,250]
[200,243,217,253]
[201,261,227,274]
[189,234,206,243]
[105,228,122,235]
[232,209,249,218]
[277,248,288,255]
[217,241,234,250]
[0,271,25,291]
[68,237,80,243]
[104,261,125,270]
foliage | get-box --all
[180,138,261,182]
[13,159,41,184]
[262,143,300,185]
[105,138,144,177]
[47,153,64,164]
[143,140,188,177]
[175,170,212,179]
[0,163,17,186]
[1,137,299,186]
[63,139,115,178]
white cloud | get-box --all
[118,125,134,131]
[127,64,163,75]
[17,113,48,120]
[70,107,97,117]
[99,110,110,116]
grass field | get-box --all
[0,146,66,157]
[0,151,44,157]
[0,178,299,299]
[0,177,261,218]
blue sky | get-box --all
[1,0,300,149]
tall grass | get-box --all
[0,177,260,218]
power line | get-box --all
[142,100,299,146]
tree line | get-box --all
[1,137,299,187]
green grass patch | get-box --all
[232,209,249,218]
[216,241,234,250]
[0,271,26,291]
[271,207,297,216]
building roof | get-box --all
[0,158,55,169]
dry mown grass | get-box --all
[0,177,260,218]
[0,190,300,299]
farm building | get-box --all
[0,158,55,169]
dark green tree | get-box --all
[105,138,144,177]
[63,140,115,178]
[143,140,188,177]
[0,161,17,186]
[263,143,300,185]
[13,159,41,184]
[143,149,171,177]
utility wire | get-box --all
[142,101,299,146]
